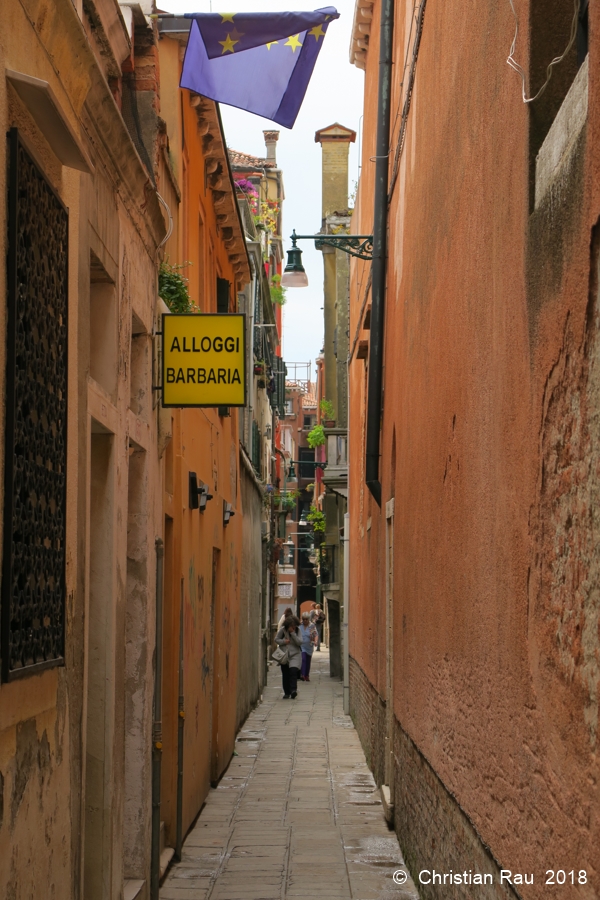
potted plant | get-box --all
[320,399,336,427]
[273,490,299,512]
[254,359,265,376]
[159,260,196,313]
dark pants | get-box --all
[301,651,312,679]
[281,664,299,696]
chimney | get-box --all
[314,123,357,219]
[263,130,280,164]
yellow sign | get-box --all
[162,313,246,407]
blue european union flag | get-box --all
[180,8,339,128]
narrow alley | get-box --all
[3,1,600,898]
[160,651,419,900]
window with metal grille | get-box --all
[2,130,68,681]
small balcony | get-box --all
[322,428,348,498]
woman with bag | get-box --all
[274,616,302,699]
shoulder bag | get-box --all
[272,645,289,666]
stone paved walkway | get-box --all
[160,649,419,900]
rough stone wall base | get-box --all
[350,657,521,900]
[349,654,386,783]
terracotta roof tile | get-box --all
[228,149,275,169]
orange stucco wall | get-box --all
[349,0,599,892]
[159,38,246,844]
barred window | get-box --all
[2,130,68,681]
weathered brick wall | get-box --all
[351,657,521,900]
[321,141,351,217]
[349,656,386,784]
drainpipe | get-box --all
[342,512,350,715]
[151,538,164,899]
[175,579,185,860]
[365,0,395,506]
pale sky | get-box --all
[158,0,365,380]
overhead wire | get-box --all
[507,0,579,103]
[389,1,419,148]
[387,0,427,202]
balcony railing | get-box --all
[322,429,348,497]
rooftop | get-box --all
[228,149,276,169]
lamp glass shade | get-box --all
[282,239,308,288]
[281,269,309,288]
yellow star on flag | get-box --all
[266,41,279,50]
[219,33,239,53]
[220,13,235,23]
[309,24,325,41]
[284,33,303,53]
[230,26,245,42]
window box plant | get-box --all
[273,490,300,512]
[320,398,336,427]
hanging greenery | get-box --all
[159,260,195,313]
[307,423,326,448]
[306,505,326,533]
[269,274,287,307]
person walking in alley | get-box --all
[314,603,325,650]
[275,616,302,699]
[278,606,294,629]
[299,611,318,681]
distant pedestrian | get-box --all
[314,604,325,651]
[309,601,318,622]
[278,607,294,629]
[299,611,318,682]
[275,616,302,699]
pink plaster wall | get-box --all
[349,0,600,892]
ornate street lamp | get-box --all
[281,229,374,288]
[280,232,308,287]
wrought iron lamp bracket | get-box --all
[292,230,373,261]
